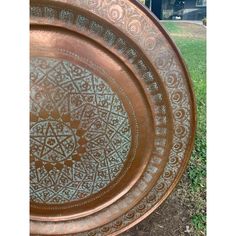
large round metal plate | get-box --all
[30,0,196,235]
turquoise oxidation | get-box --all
[30,57,131,204]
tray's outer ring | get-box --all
[30,0,196,235]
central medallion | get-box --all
[30,57,132,204]
[30,120,77,162]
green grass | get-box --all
[161,21,184,34]
[161,22,206,235]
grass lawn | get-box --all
[161,22,207,235]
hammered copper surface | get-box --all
[30,0,196,235]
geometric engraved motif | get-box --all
[31,120,77,162]
[30,57,131,204]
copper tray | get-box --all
[30,0,196,235]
